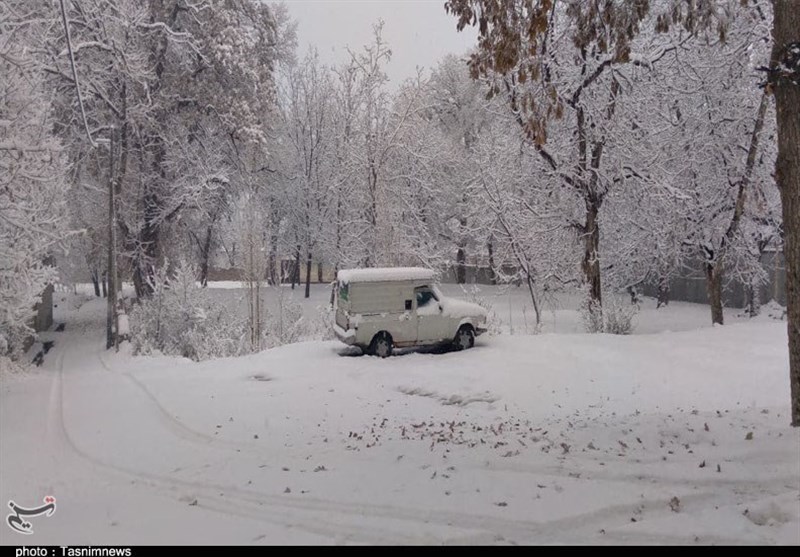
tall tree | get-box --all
[428,55,492,283]
[0,3,71,356]
[769,0,800,425]
[279,50,336,298]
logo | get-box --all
[6,496,56,535]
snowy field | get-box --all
[1,284,798,545]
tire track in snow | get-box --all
[489,459,800,494]
[98,353,253,451]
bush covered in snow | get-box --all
[262,288,306,348]
[580,298,605,334]
[129,261,249,361]
[302,303,336,342]
[580,294,639,335]
[130,265,337,360]
[763,299,787,321]
[604,295,639,335]
[460,284,501,335]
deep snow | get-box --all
[1,285,798,545]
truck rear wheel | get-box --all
[369,332,393,358]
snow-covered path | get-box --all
[2,298,336,543]
[2,294,799,545]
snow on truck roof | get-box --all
[337,267,435,284]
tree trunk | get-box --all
[582,203,602,306]
[335,197,342,275]
[199,226,212,288]
[91,269,100,297]
[132,191,161,298]
[705,262,724,325]
[656,278,670,309]
[317,261,323,284]
[487,237,496,285]
[133,131,168,299]
[268,207,279,285]
[132,268,145,299]
[771,0,800,426]
[524,273,541,326]
[199,260,209,288]
[456,246,466,284]
[745,281,761,318]
[267,252,275,286]
[456,215,467,284]
[291,245,301,290]
[305,251,312,299]
[101,271,108,298]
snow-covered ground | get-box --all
[1,285,798,545]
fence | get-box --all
[444,253,786,309]
[638,252,785,308]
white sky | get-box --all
[280,0,479,87]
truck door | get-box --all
[414,285,449,344]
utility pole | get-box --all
[103,130,118,350]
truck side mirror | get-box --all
[405,300,412,311]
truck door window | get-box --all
[415,287,438,309]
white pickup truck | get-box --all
[332,267,488,357]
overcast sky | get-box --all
[281,0,478,87]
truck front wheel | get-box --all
[453,325,475,351]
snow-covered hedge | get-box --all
[130,262,339,360]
